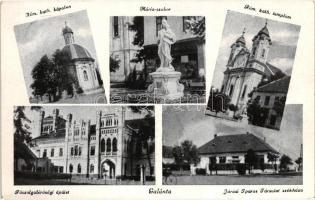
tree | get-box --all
[184,16,205,42]
[52,49,73,96]
[267,152,279,172]
[172,140,200,174]
[280,154,293,171]
[295,157,302,171]
[245,149,258,174]
[207,87,230,114]
[14,106,42,170]
[247,96,269,126]
[129,106,155,176]
[172,145,184,173]
[273,96,286,118]
[110,55,120,72]
[31,55,59,102]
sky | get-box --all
[163,104,303,161]
[211,10,301,89]
[14,10,97,97]
[24,106,149,138]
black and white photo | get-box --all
[163,105,302,185]
[110,16,206,104]
[206,11,300,130]
[14,10,106,104]
[14,106,155,185]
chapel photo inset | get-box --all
[206,11,300,130]
[109,16,206,104]
[14,106,155,185]
[14,10,106,104]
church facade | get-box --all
[61,23,103,94]
[220,22,284,114]
[28,107,155,180]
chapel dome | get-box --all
[258,26,270,37]
[236,35,246,45]
[62,44,94,61]
[62,25,73,34]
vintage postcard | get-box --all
[163,105,302,185]
[14,10,107,104]
[109,16,206,104]
[1,1,314,200]
[206,11,300,130]
[14,106,155,185]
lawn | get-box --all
[166,174,302,185]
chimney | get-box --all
[246,132,250,135]
[214,134,217,138]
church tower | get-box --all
[62,21,75,45]
[249,20,272,72]
[227,28,247,68]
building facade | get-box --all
[61,23,103,94]
[221,22,284,114]
[197,133,280,174]
[250,76,290,130]
[28,107,155,179]
[110,16,205,84]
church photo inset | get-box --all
[14,10,106,104]
[14,106,155,185]
[207,11,300,130]
[109,16,206,104]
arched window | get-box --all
[90,164,94,173]
[69,164,73,173]
[77,164,81,173]
[113,138,117,152]
[74,145,78,156]
[106,138,111,152]
[78,147,82,156]
[83,70,88,81]
[241,85,247,98]
[101,139,105,152]
[70,147,74,156]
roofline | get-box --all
[199,149,279,155]
[255,75,290,91]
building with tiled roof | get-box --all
[26,107,155,180]
[248,76,291,130]
[196,133,280,174]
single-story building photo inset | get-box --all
[162,105,302,185]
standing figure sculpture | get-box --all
[157,18,176,72]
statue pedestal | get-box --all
[148,71,184,100]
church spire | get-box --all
[62,21,74,45]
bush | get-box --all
[236,164,247,175]
[195,168,206,175]
[76,87,83,94]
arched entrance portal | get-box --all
[101,160,116,179]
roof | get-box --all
[198,133,278,155]
[15,142,38,159]
[62,44,94,61]
[32,131,66,141]
[256,76,290,93]
[163,145,174,158]
[125,117,154,130]
[258,26,270,37]
[236,35,246,45]
[62,25,73,34]
[265,62,282,77]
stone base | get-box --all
[147,71,184,100]
[83,87,105,95]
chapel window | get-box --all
[90,164,94,173]
[77,164,81,174]
[241,85,247,98]
[59,148,63,157]
[43,149,47,158]
[69,164,73,173]
[90,146,95,156]
[83,70,88,81]
[113,16,119,37]
[50,148,54,157]
[101,139,105,153]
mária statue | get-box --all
[156,18,176,72]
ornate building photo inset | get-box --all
[110,16,205,104]
[162,105,302,185]
[207,11,300,130]
[14,10,106,104]
[14,106,155,185]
